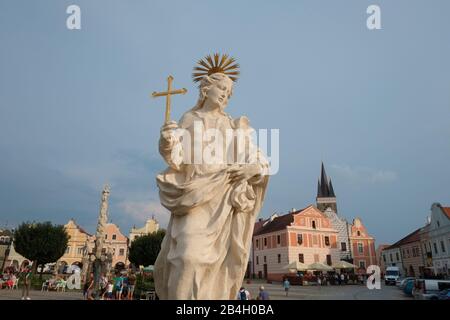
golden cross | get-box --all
[151,75,187,124]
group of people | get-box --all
[238,273,366,300]
[237,286,270,300]
[0,268,17,289]
[1,262,33,299]
[298,272,365,286]
[42,276,67,291]
[83,270,137,300]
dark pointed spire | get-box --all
[328,179,336,197]
[317,162,335,198]
[320,162,330,196]
[317,179,322,197]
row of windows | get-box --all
[402,247,420,259]
[256,254,334,266]
[255,234,344,249]
[65,246,125,256]
[383,240,448,263]
[255,237,348,253]
[423,240,447,256]
[383,252,400,263]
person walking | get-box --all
[83,273,94,300]
[121,273,129,300]
[257,286,270,300]
[20,263,32,300]
[237,287,251,300]
[127,271,136,300]
[113,273,123,300]
[104,280,114,300]
[283,278,290,297]
[99,274,108,299]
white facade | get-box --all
[428,203,450,276]
[382,246,404,277]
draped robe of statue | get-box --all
[154,108,269,300]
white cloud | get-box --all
[330,164,398,184]
[118,199,170,228]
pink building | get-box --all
[349,218,377,272]
[103,223,129,269]
[252,205,339,281]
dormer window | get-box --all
[357,231,361,236]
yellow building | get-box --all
[58,219,130,272]
[129,217,160,243]
[57,219,94,271]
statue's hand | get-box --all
[228,164,261,183]
[159,121,183,170]
[160,121,179,142]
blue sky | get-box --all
[0,0,449,245]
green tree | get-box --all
[14,221,69,279]
[128,230,166,267]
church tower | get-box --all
[316,162,338,213]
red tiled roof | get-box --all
[441,207,450,219]
[385,227,422,249]
[75,223,92,237]
[254,208,307,236]
[253,219,266,235]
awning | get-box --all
[282,261,308,272]
[307,262,334,271]
[332,260,358,269]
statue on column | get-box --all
[88,185,113,298]
[80,240,90,283]
[153,54,270,299]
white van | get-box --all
[413,279,450,300]
[385,266,400,285]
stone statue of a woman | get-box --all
[154,54,269,299]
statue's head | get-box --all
[192,54,239,113]
[196,73,234,112]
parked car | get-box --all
[403,279,415,296]
[398,277,415,290]
[413,279,450,300]
[438,289,450,300]
[385,266,400,285]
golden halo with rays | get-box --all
[192,53,240,84]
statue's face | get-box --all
[205,77,233,111]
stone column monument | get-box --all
[81,185,113,298]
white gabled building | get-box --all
[427,203,450,277]
[381,245,404,277]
